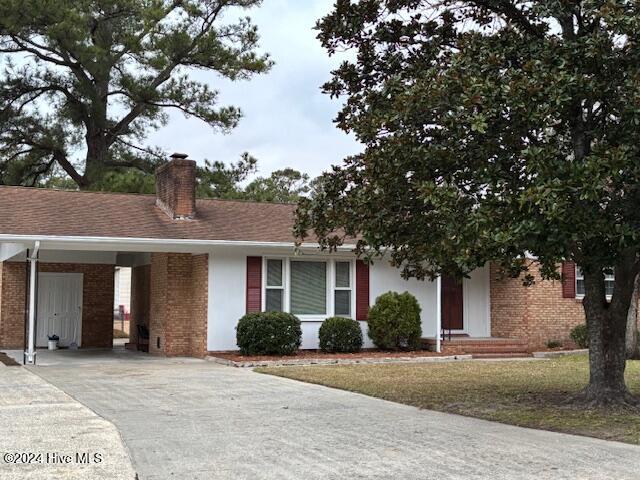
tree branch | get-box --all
[106,1,229,144]
[469,1,546,38]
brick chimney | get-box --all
[155,153,197,220]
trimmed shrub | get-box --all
[546,339,563,349]
[570,324,589,349]
[236,312,302,355]
[319,317,363,353]
[367,291,422,350]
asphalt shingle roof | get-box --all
[0,186,301,243]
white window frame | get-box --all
[263,257,288,312]
[333,261,353,318]
[575,266,614,300]
[261,257,356,321]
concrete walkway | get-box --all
[21,350,640,480]
[0,363,135,480]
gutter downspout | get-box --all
[435,275,442,353]
[24,241,40,365]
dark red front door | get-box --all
[442,276,463,330]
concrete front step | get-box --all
[422,337,529,355]
[472,353,533,359]
[448,344,529,352]
[422,337,527,345]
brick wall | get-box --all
[0,261,114,349]
[490,262,586,349]
[0,262,26,349]
[190,254,209,357]
[155,158,197,219]
[149,253,168,355]
[148,253,208,357]
[129,264,151,346]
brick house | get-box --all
[0,154,597,361]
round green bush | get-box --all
[236,312,302,355]
[367,291,422,350]
[319,317,363,353]
[570,324,589,348]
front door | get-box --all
[441,275,463,330]
[36,273,83,347]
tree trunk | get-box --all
[574,257,640,408]
[626,274,640,360]
[82,130,109,190]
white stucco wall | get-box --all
[207,251,247,351]
[369,260,439,340]
[206,249,491,351]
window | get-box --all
[262,258,354,318]
[290,261,327,315]
[576,268,584,297]
[575,267,615,298]
[265,259,284,311]
[334,261,352,317]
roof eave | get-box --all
[0,234,357,254]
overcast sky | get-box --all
[147,0,362,180]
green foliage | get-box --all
[570,325,589,349]
[367,291,422,351]
[236,312,302,356]
[196,153,258,199]
[0,0,271,189]
[91,170,157,194]
[22,150,314,201]
[546,340,563,349]
[240,168,311,203]
[297,3,640,399]
[296,1,640,285]
[318,316,363,353]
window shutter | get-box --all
[356,260,370,320]
[561,261,576,298]
[246,256,262,313]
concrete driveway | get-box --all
[0,362,135,480]
[26,350,640,480]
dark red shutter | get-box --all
[561,261,576,298]
[355,260,370,320]
[246,256,262,313]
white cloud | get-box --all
[147,0,362,179]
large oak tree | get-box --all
[0,0,271,189]
[296,1,640,407]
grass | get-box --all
[113,329,129,339]
[257,355,640,444]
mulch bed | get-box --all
[0,352,21,366]
[209,349,448,363]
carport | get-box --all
[0,236,210,365]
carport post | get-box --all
[24,241,40,365]
[435,275,442,353]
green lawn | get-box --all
[257,355,640,444]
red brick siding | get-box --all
[490,262,585,349]
[129,264,151,346]
[190,254,209,357]
[149,253,208,357]
[0,262,26,349]
[0,261,114,348]
[149,253,168,355]
[155,159,196,219]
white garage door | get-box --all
[36,273,83,347]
